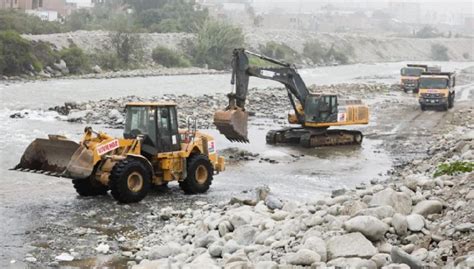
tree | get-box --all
[108,16,144,66]
[415,26,441,38]
[66,9,93,31]
[152,46,190,67]
[303,40,326,64]
[431,44,449,61]
[186,20,244,70]
[60,46,89,74]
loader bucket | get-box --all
[14,135,80,176]
[213,108,249,142]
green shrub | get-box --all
[32,41,59,67]
[431,44,449,61]
[89,50,121,71]
[325,45,350,64]
[186,20,244,70]
[60,46,89,74]
[434,161,473,177]
[259,41,301,63]
[0,10,63,34]
[152,46,190,67]
[0,30,40,75]
[415,26,442,38]
[303,40,326,64]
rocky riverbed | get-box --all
[12,83,393,130]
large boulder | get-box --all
[369,188,412,215]
[303,236,327,262]
[327,232,378,259]
[147,242,182,259]
[343,216,389,241]
[411,200,443,217]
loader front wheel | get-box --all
[180,154,213,194]
[109,158,151,203]
[73,177,108,197]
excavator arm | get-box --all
[214,48,310,142]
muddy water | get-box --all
[0,61,472,267]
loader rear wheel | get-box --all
[109,158,151,203]
[180,154,213,194]
[72,177,108,197]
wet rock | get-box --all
[53,59,69,75]
[390,246,423,269]
[391,213,408,236]
[327,232,378,259]
[218,221,233,237]
[92,65,102,73]
[25,256,37,263]
[412,200,443,217]
[303,236,327,262]
[287,249,321,266]
[265,195,283,210]
[343,216,389,241]
[370,188,412,215]
[406,214,425,232]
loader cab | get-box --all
[304,95,338,124]
[124,103,181,156]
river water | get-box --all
[0,61,472,266]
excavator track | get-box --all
[266,128,363,148]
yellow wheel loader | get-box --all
[14,102,225,203]
[214,48,369,148]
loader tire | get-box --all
[72,177,108,197]
[180,154,213,194]
[109,158,151,203]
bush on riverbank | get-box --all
[303,40,353,65]
[0,10,64,34]
[0,30,41,75]
[152,46,190,68]
[431,44,450,61]
[259,41,301,63]
[60,46,90,74]
[184,20,244,70]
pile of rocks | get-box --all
[45,83,390,129]
[115,129,473,268]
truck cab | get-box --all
[400,64,427,93]
[418,72,456,111]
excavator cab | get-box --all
[304,95,338,124]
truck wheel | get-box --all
[420,105,426,111]
[180,154,213,194]
[109,158,151,203]
[73,177,108,197]
[448,95,454,108]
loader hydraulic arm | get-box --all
[229,48,310,122]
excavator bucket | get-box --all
[213,108,249,142]
[13,135,80,176]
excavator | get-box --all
[214,48,369,148]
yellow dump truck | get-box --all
[418,72,456,111]
[400,64,427,93]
